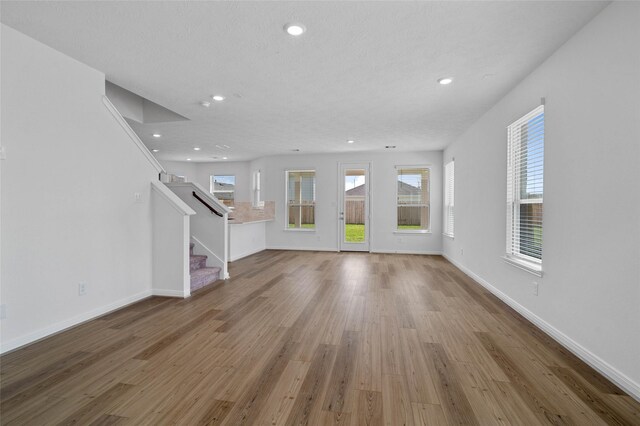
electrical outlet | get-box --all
[0,304,6,319]
[460,248,464,255]
[532,281,539,296]
[134,192,142,203]
[78,283,87,296]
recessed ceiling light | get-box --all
[212,95,225,102]
[222,156,228,160]
[201,101,211,107]
[152,149,159,153]
[347,140,355,144]
[193,147,201,151]
[187,158,192,161]
[284,23,306,36]
[152,133,162,138]
[437,77,453,85]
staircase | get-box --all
[190,243,221,292]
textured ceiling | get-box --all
[1,1,608,162]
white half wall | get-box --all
[259,151,443,254]
[442,3,640,398]
[151,181,195,298]
[229,222,267,261]
[0,25,159,352]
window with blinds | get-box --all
[286,170,316,230]
[444,161,455,237]
[396,167,430,231]
[506,105,544,270]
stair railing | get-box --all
[192,191,223,217]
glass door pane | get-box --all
[344,169,366,243]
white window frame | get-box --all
[504,105,544,276]
[395,165,431,234]
[284,169,316,232]
[443,160,455,238]
[211,175,236,205]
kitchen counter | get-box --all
[227,201,274,261]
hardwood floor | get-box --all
[1,251,639,425]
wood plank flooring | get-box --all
[1,251,639,425]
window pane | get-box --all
[397,168,428,205]
[518,202,543,260]
[397,205,429,230]
[286,171,316,229]
[507,105,544,266]
[397,167,429,230]
[212,175,235,206]
[519,113,544,201]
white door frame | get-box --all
[338,162,371,252]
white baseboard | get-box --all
[371,249,443,255]
[230,247,266,262]
[442,254,640,402]
[0,289,152,354]
[264,246,441,256]
[266,245,339,252]
[151,289,188,298]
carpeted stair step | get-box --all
[190,254,207,272]
[190,267,221,292]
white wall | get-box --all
[0,25,159,352]
[443,3,640,397]
[105,81,144,123]
[160,160,252,202]
[259,151,443,253]
[160,160,199,183]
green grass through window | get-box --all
[345,224,365,242]
[288,223,423,240]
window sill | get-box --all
[443,233,454,239]
[393,230,431,235]
[502,256,543,277]
[284,228,316,233]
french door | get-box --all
[338,163,370,251]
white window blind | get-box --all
[252,170,263,208]
[506,105,544,268]
[444,161,455,237]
